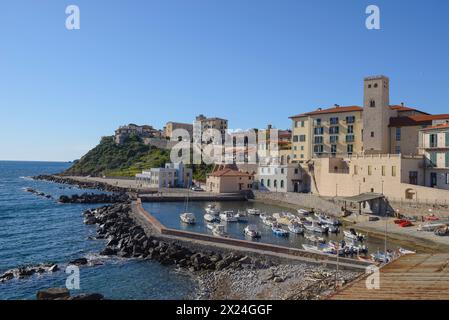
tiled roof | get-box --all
[420,123,449,131]
[289,106,363,118]
[389,114,449,127]
[208,168,252,177]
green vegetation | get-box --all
[189,163,214,182]
[63,135,170,177]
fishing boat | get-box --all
[398,248,416,255]
[212,224,228,237]
[180,213,196,224]
[244,225,261,239]
[219,211,238,222]
[343,229,365,241]
[234,211,249,222]
[246,208,261,216]
[288,223,304,234]
[204,213,219,223]
[303,222,327,234]
[297,209,310,216]
[272,226,289,237]
[315,213,340,226]
[205,204,220,215]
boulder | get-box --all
[69,258,88,266]
[36,288,70,300]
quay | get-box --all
[330,253,449,300]
[130,199,371,271]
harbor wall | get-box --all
[131,199,371,270]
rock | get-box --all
[36,288,70,300]
[273,276,284,283]
[69,258,88,266]
[69,293,104,300]
[100,247,116,256]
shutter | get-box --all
[446,132,449,147]
[446,152,449,168]
[430,153,437,167]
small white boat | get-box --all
[206,222,219,230]
[212,224,228,237]
[204,213,219,222]
[315,213,340,226]
[261,216,276,227]
[399,248,416,255]
[234,211,249,222]
[246,208,260,215]
[418,222,446,232]
[205,207,220,215]
[180,213,196,224]
[304,222,327,234]
[370,251,392,263]
[343,229,365,241]
[297,209,310,216]
[327,225,339,233]
[304,233,325,243]
[244,225,261,238]
[219,211,238,222]
[272,226,289,237]
[288,223,304,234]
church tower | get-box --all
[362,75,394,154]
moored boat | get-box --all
[288,223,304,234]
[302,244,322,254]
[219,211,238,222]
[211,224,228,237]
[272,226,289,237]
[180,213,196,225]
[398,248,416,255]
[246,208,260,215]
[234,211,249,222]
[244,225,261,238]
[204,213,219,223]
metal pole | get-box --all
[335,243,339,289]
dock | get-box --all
[330,253,449,300]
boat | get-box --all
[219,211,238,222]
[343,229,365,241]
[315,213,340,226]
[398,248,416,255]
[212,224,228,237]
[244,225,261,238]
[304,233,325,243]
[246,208,261,216]
[204,213,219,223]
[434,225,449,236]
[303,222,327,234]
[418,222,446,232]
[205,205,220,215]
[234,211,249,222]
[327,225,339,233]
[297,209,310,216]
[288,223,304,234]
[180,213,196,224]
[272,226,289,237]
[370,251,393,263]
[206,222,219,230]
[261,216,276,227]
[302,244,322,254]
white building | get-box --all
[136,163,192,188]
[255,163,308,193]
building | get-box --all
[135,162,192,189]
[289,75,448,161]
[206,168,253,193]
[115,124,163,144]
[289,105,364,161]
[194,114,228,142]
[419,122,449,189]
[256,163,309,193]
[164,121,193,140]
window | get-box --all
[395,145,401,154]
[267,179,271,187]
[368,165,372,176]
[329,126,339,134]
[299,135,306,142]
[300,146,304,150]
[331,145,337,154]
[374,83,378,88]
[381,165,386,176]
[347,144,353,154]
[330,135,339,144]
[430,152,437,167]
[346,116,355,124]
[314,145,324,154]
[409,171,418,185]
[314,118,322,126]
[347,125,354,134]
[392,166,397,177]
[260,179,264,186]
[280,180,284,188]
[314,136,323,144]
[370,131,375,138]
[430,134,438,148]
[294,168,299,174]
[354,165,358,175]
[300,154,304,159]
[446,173,449,185]
[370,100,376,108]
[301,121,305,127]
[314,127,324,135]
[281,168,285,174]
[396,127,401,141]
[330,117,339,125]
[346,135,355,142]
[274,180,277,188]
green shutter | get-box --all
[430,153,437,167]
[446,152,449,168]
[446,132,449,147]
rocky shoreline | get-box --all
[59,193,130,204]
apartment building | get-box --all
[419,123,449,189]
[135,162,192,189]
[256,163,308,193]
[164,121,193,140]
[115,124,163,144]
[194,114,228,142]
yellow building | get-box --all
[289,105,364,161]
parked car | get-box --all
[191,186,204,192]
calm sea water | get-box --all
[144,201,396,252]
[0,161,195,300]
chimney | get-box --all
[401,102,404,107]
[334,104,340,107]
[317,107,322,111]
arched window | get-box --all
[370,100,376,108]
[274,180,277,188]
[267,179,271,187]
[280,180,284,188]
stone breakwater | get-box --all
[24,187,53,199]
[84,204,273,272]
[59,193,130,204]
[33,174,134,193]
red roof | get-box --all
[420,123,449,131]
[389,105,429,115]
[389,114,449,127]
[208,168,252,178]
[289,106,362,118]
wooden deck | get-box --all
[330,253,449,300]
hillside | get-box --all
[63,135,170,177]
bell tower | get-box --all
[362,75,394,154]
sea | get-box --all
[0,161,195,300]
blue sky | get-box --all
[1,0,449,161]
